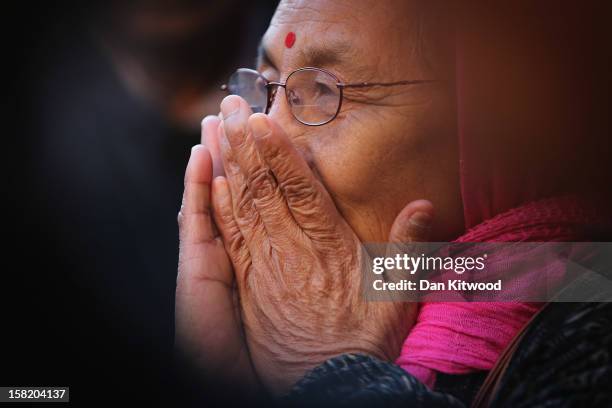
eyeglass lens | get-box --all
[227,68,341,125]
[227,69,268,113]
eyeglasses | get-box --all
[221,67,438,126]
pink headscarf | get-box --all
[396,1,611,389]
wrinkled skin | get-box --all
[175,0,463,395]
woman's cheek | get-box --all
[315,120,398,199]
[310,142,369,203]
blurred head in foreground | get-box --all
[95,0,268,129]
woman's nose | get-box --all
[265,87,315,165]
[267,86,291,125]
[267,87,303,136]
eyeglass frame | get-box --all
[221,66,439,126]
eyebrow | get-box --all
[300,42,351,67]
[256,39,352,72]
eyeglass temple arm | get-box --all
[220,79,439,93]
[220,81,283,91]
[221,79,438,91]
[338,79,440,88]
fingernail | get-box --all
[191,144,204,153]
[250,115,270,139]
[201,115,218,127]
[220,96,241,119]
[409,211,432,228]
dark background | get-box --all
[6,1,276,406]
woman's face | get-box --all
[258,0,464,242]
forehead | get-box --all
[263,0,417,79]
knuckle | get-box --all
[235,186,256,222]
[246,165,269,187]
[280,174,317,202]
[229,233,245,255]
[219,208,235,225]
[248,168,277,200]
[226,122,248,147]
[222,144,236,163]
[260,135,283,159]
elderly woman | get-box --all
[175,0,611,406]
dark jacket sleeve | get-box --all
[283,353,465,408]
[492,301,612,407]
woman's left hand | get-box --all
[210,95,433,393]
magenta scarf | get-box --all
[395,195,609,388]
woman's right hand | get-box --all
[174,116,258,390]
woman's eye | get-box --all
[288,89,302,105]
[315,82,333,95]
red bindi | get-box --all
[285,32,296,48]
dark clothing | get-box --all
[490,304,612,406]
[285,277,612,407]
[286,354,467,408]
[437,372,489,406]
